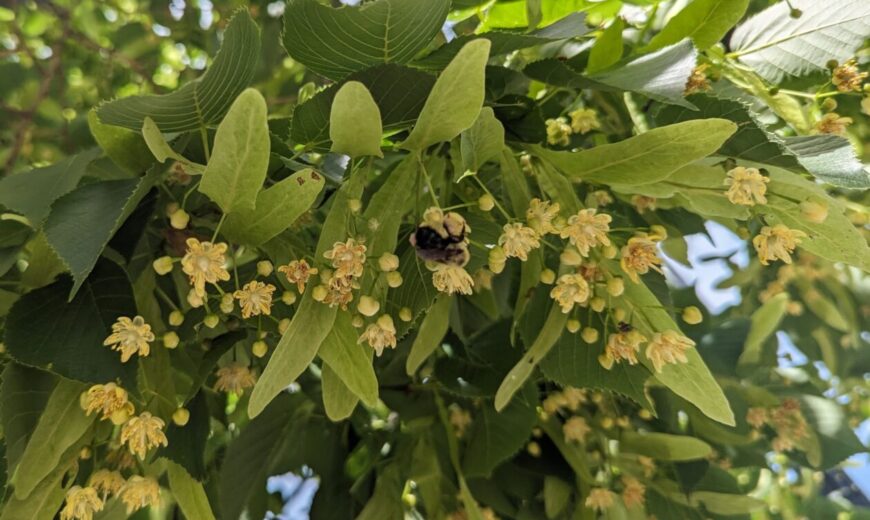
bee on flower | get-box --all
[752,225,806,265]
[103,316,155,362]
[117,476,160,514]
[724,166,769,206]
[599,329,647,369]
[550,274,590,313]
[645,330,695,373]
[60,486,104,520]
[80,383,134,424]
[120,412,168,459]
[559,209,612,256]
[323,238,367,279]
[277,259,318,293]
[214,362,257,395]
[620,233,663,283]
[233,281,276,318]
[498,222,540,261]
[180,238,230,297]
[545,117,572,146]
[569,108,601,134]
[358,314,397,356]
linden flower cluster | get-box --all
[314,238,367,309]
[747,399,811,453]
[600,327,695,373]
[545,108,601,145]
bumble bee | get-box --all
[410,209,471,267]
[617,321,633,333]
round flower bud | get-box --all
[682,305,703,325]
[821,98,838,112]
[165,202,180,217]
[639,409,652,420]
[540,269,556,285]
[590,297,606,313]
[281,291,297,306]
[110,407,131,426]
[527,441,541,457]
[399,307,413,322]
[252,340,268,358]
[187,291,204,308]
[488,247,507,274]
[786,301,803,316]
[312,285,328,302]
[602,244,618,259]
[152,256,174,275]
[799,200,828,224]
[566,319,581,333]
[347,198,362,213]
[737,227,750,240]
[357,296,380,317]
[220,293,234,314]
[257,260,274,277]
[163,332,180,349]
[319,269,333,283]
[386,271,403,288]
[378,252,400,272]
[606,277,624,297]
[278,318,291,334]
[351,315,365,328]
[169,310,185,326]
[601,417,614,429]
[649,225,667,241]
[79,447,92,460]
[560,248,583,266]
[203,314,219,329]
[613,308,626,321]
[172,408,190,427]
[478,194,495,212]
[170,208,190,230]
[581,327,599,344]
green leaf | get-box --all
[96,9,261,132]
[329,82,384,158]
[495,305,567,411]
[644,0,750,51]
[460,107,505,174]
[221,168,324,246]
[3,259,139,387]
[499,149,532,216]
[11,379,92,499]
[587,17,624,73]
[361,155,419,258]
[167,461,216,520]
[401,39,491,152]
[784,135,870,189]
[533,119,737,185]
[0,461,69,520]
[319,313,378,408]
[463,383,538,477]
[44,169,158,299]
[689,491,765,515]
[543,477,572,519]
[0,364,56,480]
[737,293,788,370]
[406,294,452,375]
[729,0,870,82]
[321,364,360,422]
[620,432,713,461]
[798,395,865,468]
[199,88,270,213]
[0,149,100,225]
[87,110,153,173]
[283,0,450,80]
[140,117,204,173]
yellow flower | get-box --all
[233,281,276,318]
[118,476,160,514]
[323,238,367,278]
[358,314,397,356]
[323,273,359,309]
[429,263,474,295]
[545,117,572,146]
[589,190,613,207]
[684,64,711,95]
[638,456,656,477]
[752,225,806,265]
[180,238,230,297]
[600,330,646,369]
[80,383,134,423]
[832,59,867,92]
[585,488,615,512]
[559,209,612,256]
[498,223,540,261]
[645,330,694,373]
[525,198,560,235]
[277,259,318,293]
[120,412,168,459]
[89,469,125,498]
[724,166,769,206]
[631,195,657,213]
[569,108,601,134]
[60,486,104,520]
[103,316,155,362]
[563,416,590,443]
[621,476,646,508]
[214,363,257,395]
[814,112,852,135]
[745,407,768,429]
[620,234,663,283]
[449,405,472,438]
[550,274,590,313]
[562,387,587,410]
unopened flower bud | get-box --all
[606,277,624,297]
[220,293,234,314]
[348,199,362,213]
[799,200,828,224]
[590,297,606,312]
[278,318,291,334]
[560,248,583,266]
[252,340,268,358]
[172,408,190,426]
[203,314,219,329]
[386,271,403,288]
[163,332,180,349]
[613,308,626,321]
[378,253,399,272]
[478,194,495,212]
[566,319,581,333]
[602,244,618,259]
[110,408,131,426]
[152,256,174,275]
[527,441,541,457]
[281,291,297,305]
[170,209,190,230]
[165,202,180,217]
[682,306,703,325]
[601,417,614,429]
[540,269,556,285]
[187,291,204,308]
[357,295,380,317]
[312,285,328,302]
[581,327,599,344]
[399,307,413,322]
[256,260,274,277]
[488,247,507,274]
[351,315,365,328]
[80,447,92,460]
[649,225,667,241]
[169,310,184,326]
[821,98,838,112]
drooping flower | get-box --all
[323,274,359,309]
[214,363,257,395]
[621,476,646,508]
[645,330,695,373]
[120,412,168,459]
[814,112,852,135]
[569,108,601,134]
[526,198,561,235]
[89,469,126,498]
[498,223,540,261]
[80,383,134,424]
[323,238,367,279]
[550,274,590,313]
[277,259,318,293]
[724,166,769,206]
[429,263,474,295]
[684,64,711,94]
[233,281,276,318]
[620,234,663,283]
[559,209,612,256]
[60,486,104,520]
[118,476,160,514]
[103,316,155,362]
[358,314,397,356]
[563,416,591,442]
[180,238,230,297]
[585,488,615,512]
[546,117,572,146]
[600,330,646,369]
[752,225,806,265]
[832,59,867,92]
[631,195,657,213]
